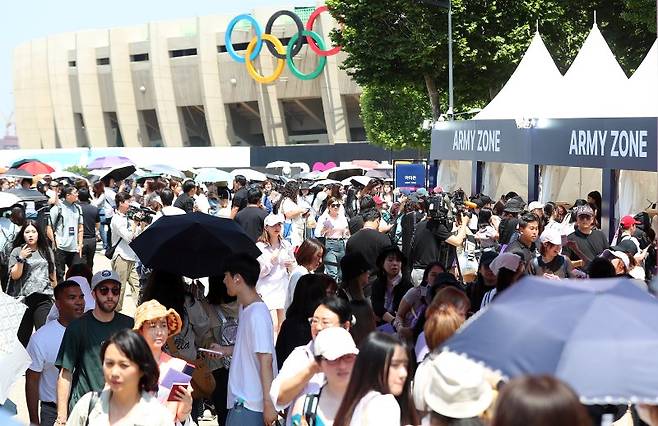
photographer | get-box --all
[48,186,83,282]
[110,192,144,311]
[409,195,469,284]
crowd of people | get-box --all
[2,170,658,426]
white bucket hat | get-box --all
[422,351,493,419]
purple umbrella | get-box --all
[88,156,134,170]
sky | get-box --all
[0,0,298,133]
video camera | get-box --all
[126,205,156,224]
[427,189,478,225]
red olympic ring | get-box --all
[305,6,342,57]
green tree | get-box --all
[64,165,89,177]
[327,0,654,149]
[360,82,432,149]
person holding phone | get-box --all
[7,220,56,347]
[133,300,194,425]
[314,197,350,281]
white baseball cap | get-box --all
[539,228,562,246]
[422,351,493,419]
[489,253,522,275]
[601,249,630,269]
[528,201,545,211]
[313,327,359,361]
[264,214,285,227]
[91,270,122,290]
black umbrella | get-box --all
[8,188,48,202]
[2,168,33,179]
[130,212,261,278]
[97,164,137,182]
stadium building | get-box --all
[13,5,364,149]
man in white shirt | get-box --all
[25,280,85,426]
[210,254,278,426]
[110,191,144,311]
[152,188,185,222]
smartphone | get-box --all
[167,383,188,401]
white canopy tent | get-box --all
[435,23,657,217]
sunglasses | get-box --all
[330,204,340,208]
[323,354,357,365]
[97,286,120,296]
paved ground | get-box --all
[8,251,218,425]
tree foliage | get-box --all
[326,0,655,149]
[360,83,432,149]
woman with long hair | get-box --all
[285,238,325,310]
[315,196,350,281]
[278,181,308,247]
[133,300,194,425]
[204,275,239,426]
[66,329,172,425]
[395,262,445,341]
[277,274,333,368]
[8,220,56,346]
[415,286,470,362]
[270,296,353,425]
[141,269,211,421]
[371,246,413,327]
[257,214,295,335]
[491,375,591,426]
[334,332,418,426]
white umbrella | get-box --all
[310,179,340,189]
[231,168,267,182]
[266,161,291,169]
[0,192,21,209]
[51,170,80,180]
[195,168,232,184]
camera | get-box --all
[126,205,156,224]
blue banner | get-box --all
[395,163,426,189]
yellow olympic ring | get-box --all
[245,34,286,84]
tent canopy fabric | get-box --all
[475,32,563,120]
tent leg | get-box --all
[471,161,483,196]
[527,164,540,202]
[602,168,619,241]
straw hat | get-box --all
[133,300,182,337]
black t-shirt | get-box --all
[504,239,537,264]
[410,220,453,270]
[173,193,194,213]
[79,202,100,239]
[562,228,610,267]
[346,228,392,271]
[348,215,365,235]
[235,206,268,242]
[499,217,519,245]
[232,188,248,212]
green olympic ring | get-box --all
[286,31,327,81]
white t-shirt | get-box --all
[270,342,324,426]
[314,212,349,239]
[350,391,401,426]
[285,265,308,311]
[227,301,277,412]
[26,320,66,403]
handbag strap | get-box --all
[84,391,99,426]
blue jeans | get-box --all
[226,403,264,426]
[324,238,346,282]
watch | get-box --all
[15,255,25,264]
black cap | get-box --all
[479,251,498,267]
[611,239,638,256]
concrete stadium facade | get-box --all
[13,5,364,150]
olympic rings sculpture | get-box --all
[225,6,342,84]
